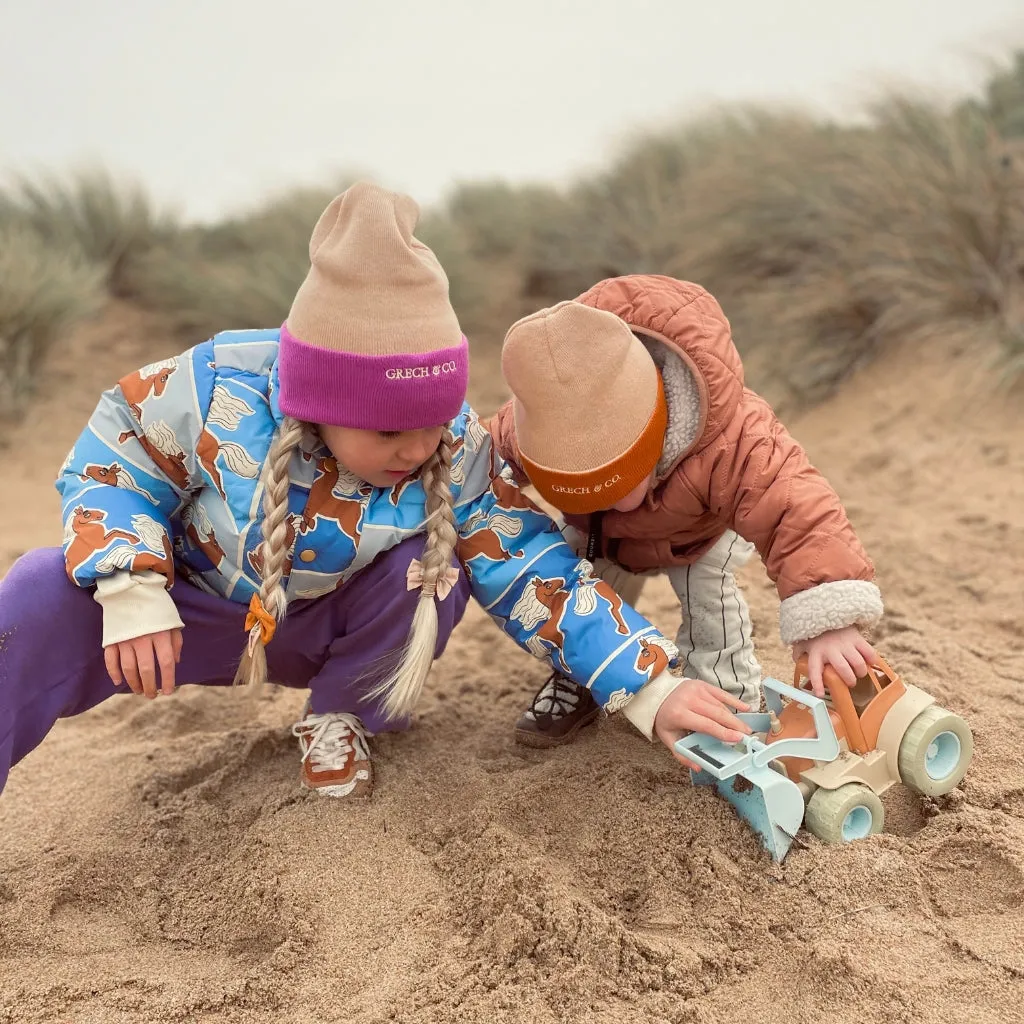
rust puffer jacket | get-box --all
[491,275,883,646]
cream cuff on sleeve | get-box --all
[621,670,685,742]
[778,579,883,646]
[93,570,184,647]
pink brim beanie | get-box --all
[278,182,468,430]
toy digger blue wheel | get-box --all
[898,706,973,798]
[841,805,874,841]
[926,732,961,780]
[804,784,884,846]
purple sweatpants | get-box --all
[0,537,470,798]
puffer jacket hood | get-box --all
[577,275,744,471]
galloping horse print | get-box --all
[195,386,261,500]
[489,474,537,514]
[456,510,524,579]
[181,503,227,570]
[94,513,174,580]
[300,458,370,544]
[196,428,261,500]
[63,506,140,582]
[118,421,191,492]
[79,462,159,504]
[575,562,630,635]
[510,575,573,671]
[64,509,173,582]
[635,636,673,682]
[119,360,178,421]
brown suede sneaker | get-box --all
[513,672,602,748]
[291,708,373,798]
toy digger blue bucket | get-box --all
[675,679,840,862]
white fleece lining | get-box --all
[635,334,701,476]
[778,579,884,646]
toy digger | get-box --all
[675,655,973,861]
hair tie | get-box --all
[245,593,277,652]
[406,558,460,601]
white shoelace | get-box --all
[529,674,581,718]
[291,711,370,772]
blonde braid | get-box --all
[417,428,460,598]
[368,428,459,718]
[233,415,306,690]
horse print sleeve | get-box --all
[55,341,217,589]
[451,409,678,712]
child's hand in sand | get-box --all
[654,679,752,771]
[792,626,878,697]
[104,629,183,699]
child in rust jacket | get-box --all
[491,275,882,754]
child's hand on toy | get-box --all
[654,679,752,771]
[792,626,877,697]
[104,628,183,699]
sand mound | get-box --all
[1,307,1022,1023]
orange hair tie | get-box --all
[245,594,277,647]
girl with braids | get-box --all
[0,184,751,804]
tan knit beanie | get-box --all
[501,301,667,514]
[278,181,468,429]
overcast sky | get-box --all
[1,1,1021,221]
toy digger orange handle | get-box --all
[794,654,898,690]
[794,654,870,755]
[793,654,848,692]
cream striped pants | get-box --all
[584,530,763,707]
